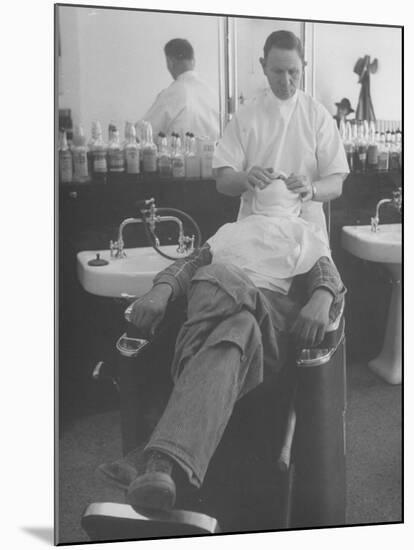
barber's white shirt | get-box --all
[143,70,220,140]
[212,88,349,240]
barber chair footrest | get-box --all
[81,502,220,541]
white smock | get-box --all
[143,70,220,140]
[212,88,350,242]
[207,179,331,294]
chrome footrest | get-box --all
[116,333,150,358]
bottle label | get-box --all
[185,156,201,178]
[378,153,389,170]
[172,157,185,178]
[142,149,157,172]
[93,150,107,173]
[201,156,213,178]
[158,156,172,176]
[108,149,125,172]
[73,150,88,178]
[367,145,378,164]
[60,151,72,182]
[126,148,140,174]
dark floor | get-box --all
[56,359,402,544]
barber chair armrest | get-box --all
[296,299,345,368]
[117,297,187,359]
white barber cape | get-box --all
[143,70,220,139]
[212,88,349,242]
[207,180,331,294]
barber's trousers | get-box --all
[146,263,299,487]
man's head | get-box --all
[260,31,305,100]
[164,38,195,79]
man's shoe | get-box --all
[95,445,147,491]
[96,459,137,491]
[127,451,176,513]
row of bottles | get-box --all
[59,120,216,184]
[340,120,402,173]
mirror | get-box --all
[57,6,402,139]
[57,5,225,138]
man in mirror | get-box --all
[140,38,220,140]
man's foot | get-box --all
[127,451,176,514]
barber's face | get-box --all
[260,47,303,100]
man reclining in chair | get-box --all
[97,29,349,515]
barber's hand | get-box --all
[289,289,333,347]
[246,166,275,190]
[285,174,313,201]
[127,283,172,339]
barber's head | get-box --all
[164,38,195,79]
[260,31,305,100]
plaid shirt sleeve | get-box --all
[153,246,345,322]
[152,243,213,301]
[303,256,346,322]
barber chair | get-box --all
[81,204,347,542]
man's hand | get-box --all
[285,173,313,201]
[127,283,173,339]
[289,288,333,347]
[247,166,276,190]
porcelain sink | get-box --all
[341,222,402,385]
[341,223,401,264]
[77,246,180,298]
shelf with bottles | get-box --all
[58,119,217,187]
[340,119,402,175]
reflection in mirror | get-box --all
[57,5,224,140]
[312,22,401,124]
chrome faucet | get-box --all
[110,198,195,257]
[371,188,402,232]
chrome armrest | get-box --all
[296,300,345,368]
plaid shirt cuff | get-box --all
[153,243,213,301]
[306,256,347,322]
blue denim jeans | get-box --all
[146,263,300,487]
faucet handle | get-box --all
[136,198,155,210]
[392,188,402,209]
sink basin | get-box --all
[341,223,402,385]
[341,223,401,264]
[77,246,181,298]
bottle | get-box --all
[343,121,354,172]
[157,133,172,177]
[59,130,73,183]
[87,121,99,175]
[107,123,125,173]
[171,133,185,178]
[366,121,379,172]
[355,121,368,172]
[89,121,107,181]
[185,133,201,178]
[72,125,90,183]
[377,132,389,171]
[199,137,215,178]
[351,122,360,172]
[141,121,157,173]
[388,131,400,171]
[124,124,140,174]
[395,129,402,170]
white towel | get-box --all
[208,181,331,294]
